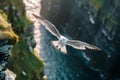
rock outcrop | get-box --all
[5,69,16,80]
[40,0,120,79]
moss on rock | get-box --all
[0,9,18,45]
[91,0,103,10]
[9,39,44,80]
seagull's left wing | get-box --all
[67,40,101,50]
[32,14,61,39]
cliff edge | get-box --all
[0,0,44,80]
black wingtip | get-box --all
[32,14,44,20]
[93,46,101,51]
[95,47,101,51]
[88,45,101,51]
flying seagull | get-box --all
[32,14,101,54]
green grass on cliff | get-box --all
[8,38,44,80]
[0,0,32,34]
[0,9,18,44]
[0,0,44,79]
[0,9,44,80]
[91,0,103,10]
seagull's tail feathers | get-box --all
[50,41,67,54]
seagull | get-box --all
[32,14,101,54]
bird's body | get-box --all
[58,35,69,47]
[33,14,101,54]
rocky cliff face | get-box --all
[0,0,44,80]
[41,0,120,79]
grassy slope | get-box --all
[9,39,44,80]
[0,0,44,80]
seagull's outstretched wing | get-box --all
[32,14,61,39]
[67,40,101,50]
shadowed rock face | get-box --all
[41,0,120,79]
[40,0,75,26]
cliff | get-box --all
[41,0,120,79]
[0,0,44,80]
[0,9,18,80]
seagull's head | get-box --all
[59,35,69,45]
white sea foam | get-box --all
[89,16,95,24]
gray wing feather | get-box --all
[67,40,101,50]
[32,14,61,38]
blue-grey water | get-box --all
[39,25,102,80]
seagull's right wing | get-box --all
[32,14,61,39]
[67,40,101,50]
